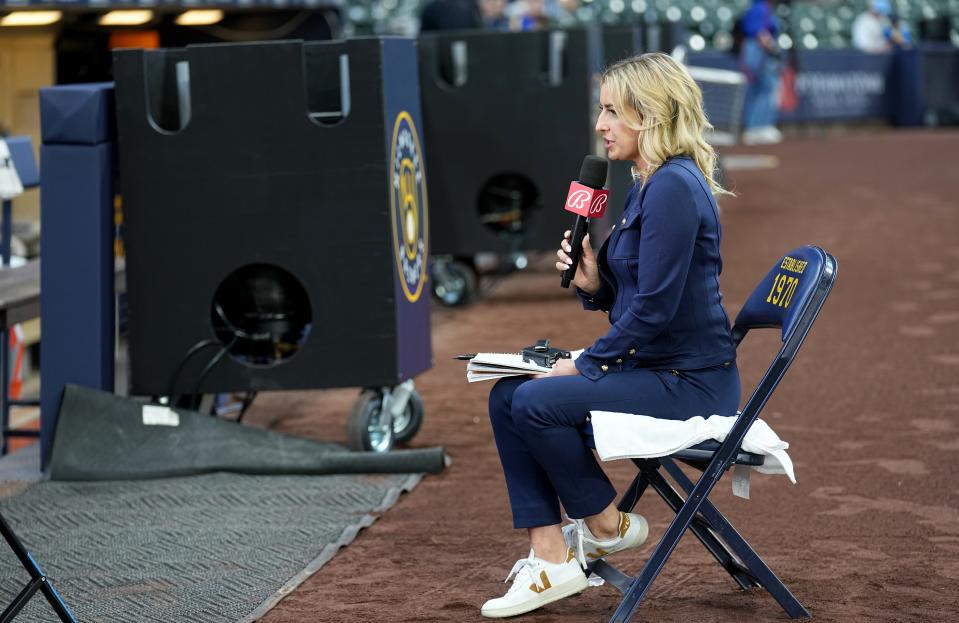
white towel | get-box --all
[0,140,24,201]
[590,412,796,489]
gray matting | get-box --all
[0,470,421,622]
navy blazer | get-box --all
[574,156,737,381]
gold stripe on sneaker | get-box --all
[529,571,552,594]
[587,548,609,560]
[565,547,576,563]
[618,512,630,539]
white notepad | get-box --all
[464,350,583,383]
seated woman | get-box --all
[482,52,740,619]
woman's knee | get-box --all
[488,377,523,427]
[493,378,580,434]
[510,381,556,434]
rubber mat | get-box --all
[0,470,421,622]
[48,385,446,481]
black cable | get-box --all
[193,302,293,413]
[190,336,238,410]
[213,301,271,342]
[167,339,221,400]
[165,301,271,410]
[236,390,258,423]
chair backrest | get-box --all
[732,245,836,348]
[708,246,837,478]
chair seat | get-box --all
[582,424,765,467]
[671,440,765,467]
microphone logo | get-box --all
[589,193,608,216]
[564,182,609,218]
[566,189,592,213]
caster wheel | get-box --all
[347,389,394,453]
[432,259,477,307]
[392,390,424,445]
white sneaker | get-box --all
[742,126,783,145]
[760,126,783,143]
[480,548,588,618]
[562,511,649,563]
[742,128,769,145]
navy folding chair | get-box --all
[591,245,838,622]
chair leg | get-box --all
[606,465,732,623]
[643,465,760,590]
[38,580,77,622]
[593,460,757,596]
[0,514,77,623]
[661,459,811,620]
[619,461,653,512]
[606,521,693,621]
[609,445,805,623]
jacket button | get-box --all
[600,364,609,373]
[615,358,623,364]
[621,218,626,225]
[628,348,636,356]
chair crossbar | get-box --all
[672,445,765,466]
[644,463,759,590]
[591,459,759,592]
[591,559,634,593]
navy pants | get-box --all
[488,363,740,529]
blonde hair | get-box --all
[602,53,732,196]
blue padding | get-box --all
[3,136,39,188]
[688,49,897,123]
[889,49,923,127]
[40,83,116,146]
[39,142,115,466]
[734,246,827,341]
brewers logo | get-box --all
[390,111,429,303]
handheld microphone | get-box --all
[561,156,609,288]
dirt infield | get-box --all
[251,130,959,623]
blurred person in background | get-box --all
[550,0,579,26]
[852,0,892,53]
[884,13,914,50]
[557,0,579,19]
[480,0,510,30]
[420,0,482,31]
[508,0,553,31]
[481,53,739,619]
[739,0,783,145]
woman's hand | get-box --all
[556,231,601,294]
[541,358,580,378]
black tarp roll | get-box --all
[48,385,447,481]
